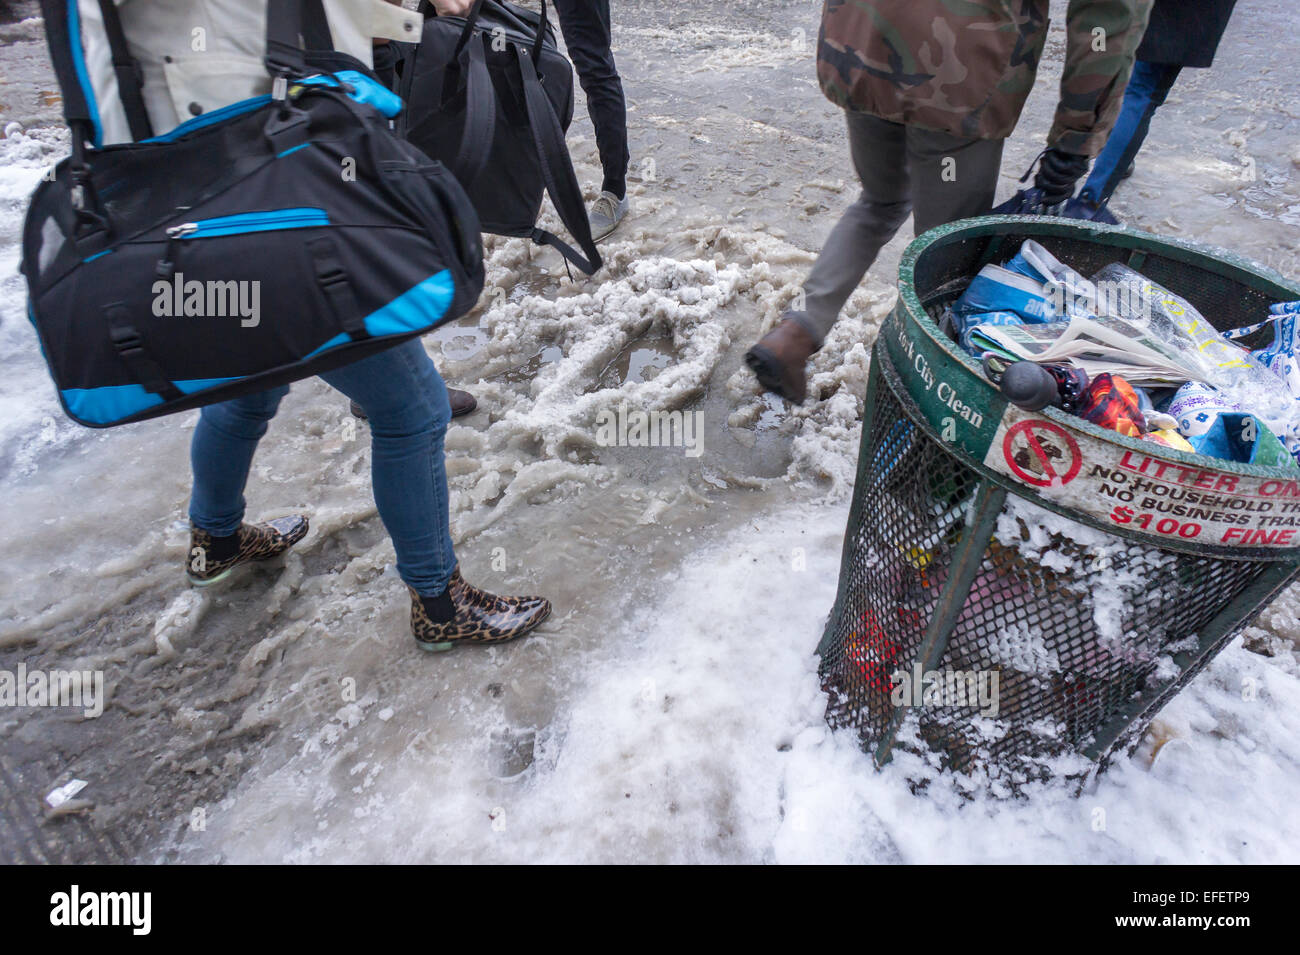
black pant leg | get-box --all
[552,0,629,197]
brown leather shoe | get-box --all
[409,567,551,652]
[187,516,309,586]
[744,314,820,404]
[447,388,477,418]
[350,388,477,421]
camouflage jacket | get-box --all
[817,0,1153,156]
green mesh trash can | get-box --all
[818,216,1300,782]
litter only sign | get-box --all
[985,405,1300,549]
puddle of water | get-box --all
[598,332,675,389]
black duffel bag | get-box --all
[22,0,484,429]
[398,0,602,275]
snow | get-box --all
[178,504,1300,863]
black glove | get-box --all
[1033,148,1090,208]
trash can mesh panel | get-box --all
[819,371,1273,776]
[820,377,984,740]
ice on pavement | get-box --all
[1,0,1299,863]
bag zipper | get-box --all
[155,208,330,278]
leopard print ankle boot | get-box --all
[187,516,309,586]
[410,567,551,652]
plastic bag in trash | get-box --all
[952,263,1059,327]
[1004,239,1097,316]
[958,310,1025,356]
[1248,301,1300,397]
[1134,386,1180,431]
[1091,263,1294,433]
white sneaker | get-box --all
[589,190,630,242]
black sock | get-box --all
[420,588,455,623]
[203,528,242,563]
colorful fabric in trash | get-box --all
[1166,381,1246,437]
[1163,381,1297,467]
[1246,301,1300,466]
[1078,373,1145,438]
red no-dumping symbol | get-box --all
[1002,420,1082,488]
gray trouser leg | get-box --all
[797,112,1004,345]
[799,113,910,343]
[905,125,1005,234]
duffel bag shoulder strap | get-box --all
[38,0,154,143]
[265,0,317,84]
[38,0,97,146]
[511,18,602,276]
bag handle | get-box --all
[532,0,549,66]
[452,34,497,187]
[451,0,488,59]
[450,0,548,62]
[1222,301,1300,342]
[511,42,601,275]
[264,0,342,96]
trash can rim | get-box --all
[895,215,1300,483]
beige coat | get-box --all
[79,0,422,144]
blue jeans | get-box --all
[188,339,457,596]
[1079,60,1183,206]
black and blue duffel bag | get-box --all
[22,0,484,428]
